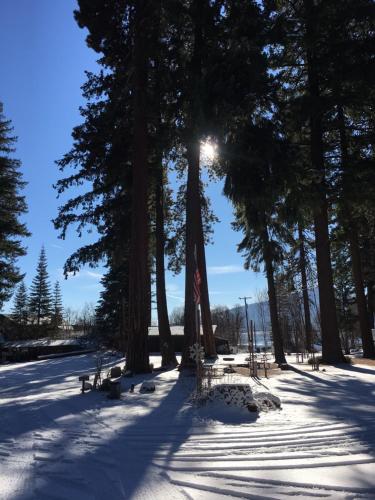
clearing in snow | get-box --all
[1,353,374,499]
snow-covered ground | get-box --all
[2,338,83,348]
[1,353,374,499]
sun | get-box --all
[200,140,217,164]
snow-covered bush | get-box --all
[208,384,257,412]
[253,392,281,411]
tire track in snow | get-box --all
[198,471,375,499]
[152,420,375,499]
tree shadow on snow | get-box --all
[2,355,258,499]
[277,365,375,452]
[0,359,194,498]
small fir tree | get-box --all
[11,281,28,325]
[28,246,52,325]
[51,281,63,328]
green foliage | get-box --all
[54,0,375,357]
[28,246,52,325]
[95,257,128,345]
[11,280,28,325]
[51,281,64,327]
[223,120,291,272]
[0,104,29,309]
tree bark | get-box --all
[262,226,286,365]
[197,209,216,356]
[182,141,201,367]
[337,104,375,358]
[155,166,178,367]
[182,0,210,367]
[126,0,151,373]
[304,0,343,364]
[298,222,313,351]
[368,282,374,330]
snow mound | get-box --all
[140,380,156,393]
[253,391,281,411]
[208,383,257,411]
[206,383,281,413]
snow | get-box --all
[1,353,375,499]
[2,338,83,348]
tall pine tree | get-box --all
[11,280,28,325]
[0,103,29,310]
[51,281,63,328]
[29,246,52,325]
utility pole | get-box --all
[239,296,251,347]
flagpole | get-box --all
[194,245,202,393]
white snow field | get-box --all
[1,353,375,499]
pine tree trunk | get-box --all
[298,222,313,351]
[126,0,150,373]
[313,198,343,362]
[197,209,216,357]
[155,166,178,367]
[337,104,375,358]
[181,0,208,368]
[152,4,176,367]
[37,295,41,326]
[120,294,127,354]
[304,0,343,364]
[368,282,374,330]
[112,244,129,354]
[262,226,286,365]
[182,141,201,368]
[348,228,375,357]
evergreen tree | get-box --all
[331,230,357,354]
[324,0,375,358]
[265,0,375,360]
[65,0,161,372]
[11,280,28,325]
[297,223,314,352]
[29,246,52,325]
[265,0,345,363]
[51,281,63,328]
[0,103,29,310]
[96,261,129,348]
[153,166,178,367]
[224,122,290,366]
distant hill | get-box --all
[231,288,320,344]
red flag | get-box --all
[193,266,201,305]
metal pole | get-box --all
[250,319,254,375]
[194,245,202,394]
[239,296,252,374]
[196,302,201,393]
[253,321,257,352]
[251,319,257,376]
[239,296,251,349]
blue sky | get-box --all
[0,0,266,316]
